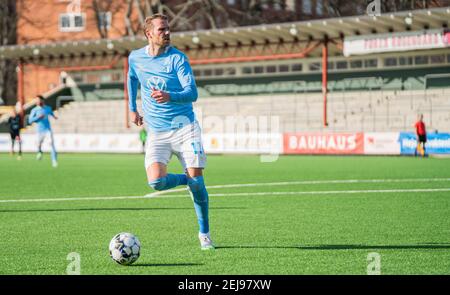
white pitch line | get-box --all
[154,188,450,198]
[146,177,450,198]
[0,187,449,204]
[207,178,450,188]
[4,178,447,203]
[0,195,146,203]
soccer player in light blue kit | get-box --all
[28,95,58,168]
[127,14,214,250]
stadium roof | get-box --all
[0,7,449,62]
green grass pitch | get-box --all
[0,153,449,274]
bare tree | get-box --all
[124,0,137,36]
[376,0,448,13]
[123,0,255,35]
[314,0,449,19]
[90,0,124,39]
[327,0,363,17]
[0,0,17,106]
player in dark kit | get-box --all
[8,109,23,160]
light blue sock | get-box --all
[149,174,187,191]
[188,176,209,234]
[50,148,57,162]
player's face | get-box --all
[149,18,170,47]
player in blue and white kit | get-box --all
[28,95,58,168]
[127,14,214,250]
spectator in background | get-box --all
[414,114,427,157]
[8,109,22,160]
[28,95,59,167]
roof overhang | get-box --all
[0,7,449,63]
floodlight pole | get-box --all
[123,54,130,129]
[322,37,329,128]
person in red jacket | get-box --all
[414,114,427,157]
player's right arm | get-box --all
[167,53,198,103]
[127,53,143,126]
[28,108,39,124]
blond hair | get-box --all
[143,14,168,38]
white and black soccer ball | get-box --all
[109,232,141,265]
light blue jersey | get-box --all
[127,45,198,132]
[28,105,55,133]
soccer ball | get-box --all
[109,232,141,265]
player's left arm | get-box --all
[51,110,58,120]
[155,54,198,104]
[48,107,58,120]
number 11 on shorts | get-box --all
[191,142,204,154]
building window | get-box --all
[226,0,235,5]
[336,61,348,69]
[203,69,212,76]
[309,62,321,71]
[98,11,112,30]
[430,54,445,64]
[279,65,289,72]
[254,66,264,74]
[415,55,429,65]
[193,69,201,77]
[266,65,277,73]
[316,0,324,15]
[383,57,397,67]
[214,68,224,76]
[61,16,70,28]
[350,60,363,68]
[59,13,85,32]
[242,67,252,74]
[302,0,312,14]
[292,64,303,72]
[224,68,236,75]
[399,57,413,66]
[364,59,378,68]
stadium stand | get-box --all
[18,87,449,135]
[1,8,449,137]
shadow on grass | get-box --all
[215,244,450,250]
[0,207,246,213]
[130,263,203,267]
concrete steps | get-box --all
[37,88,450,134]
